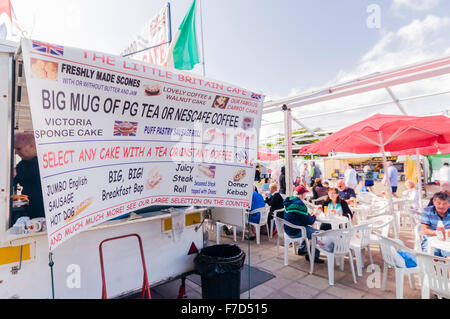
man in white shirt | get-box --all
[439,163,450,187]
[344,163,358,189]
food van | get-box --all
[0,39,263,298]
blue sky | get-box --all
[9,0,450,139]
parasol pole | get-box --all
[415,148,423,209]
[379,132,399,239]
[283,104,294,196]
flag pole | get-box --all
[198,0,206,77]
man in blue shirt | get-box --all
[420,192,450,257]
[337,180,356,205]
[383,161,399,197]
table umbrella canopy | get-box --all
[300,114,450,155]
[299,113,450,239]
[391,142,450,156]
[257,147,281,161]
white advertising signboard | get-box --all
[21,38,263,250]
[121,3,171,66]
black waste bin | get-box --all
[194,244,246,299]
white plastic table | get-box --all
[316,214,350,230]
[427,236,450,255]
[350,204,371,223]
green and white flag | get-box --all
[167,0,200,70]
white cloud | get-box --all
[261,15,450,142]
[392,0,440,11]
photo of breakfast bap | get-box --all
[144,84,161,96]
[113,121,138,136]
[197,164,216,179]
[30,58,58,80]
[211,95,229,109]
[233,168,246,182]
[146,167,162,189]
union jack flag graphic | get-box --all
[114,121,138,136]
[251,93,262,100]
[32,40,64,56]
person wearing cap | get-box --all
[319,187,354,231]
[283,185,324,263]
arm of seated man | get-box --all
[421,224,436,237]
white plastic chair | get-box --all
[242,206,270,245]
[310,228,357,285]
[366,214,394,245]
[274,217,312,266]
[413,223,424,252]
[416,252,450,299]
[269,208,285,238]
[312,195,328,205]
[215,221,237,244]
[303,201,319,214]
[350,223,374,277]
[376,234,419,299]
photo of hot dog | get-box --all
[198,164,216,179]
[233,168,246,182]
[66,197,93,223]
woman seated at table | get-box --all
[320,187,354,230]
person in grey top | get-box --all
[310,161,322,187]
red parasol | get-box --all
[299,114,450,238]
[391,142,450,156]
[300,114,450,155]
[257,147,281,161]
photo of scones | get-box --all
[30,58,58,80]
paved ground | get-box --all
[148,183,441,299]
[208,226,422,299]
[148,224,423,300]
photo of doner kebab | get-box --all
[233,168,246,182]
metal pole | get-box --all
[379,132,399,238]
[283,104,294,196]
[386,87,408,115]
[415,148,423,209]
[198,0,206,77]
